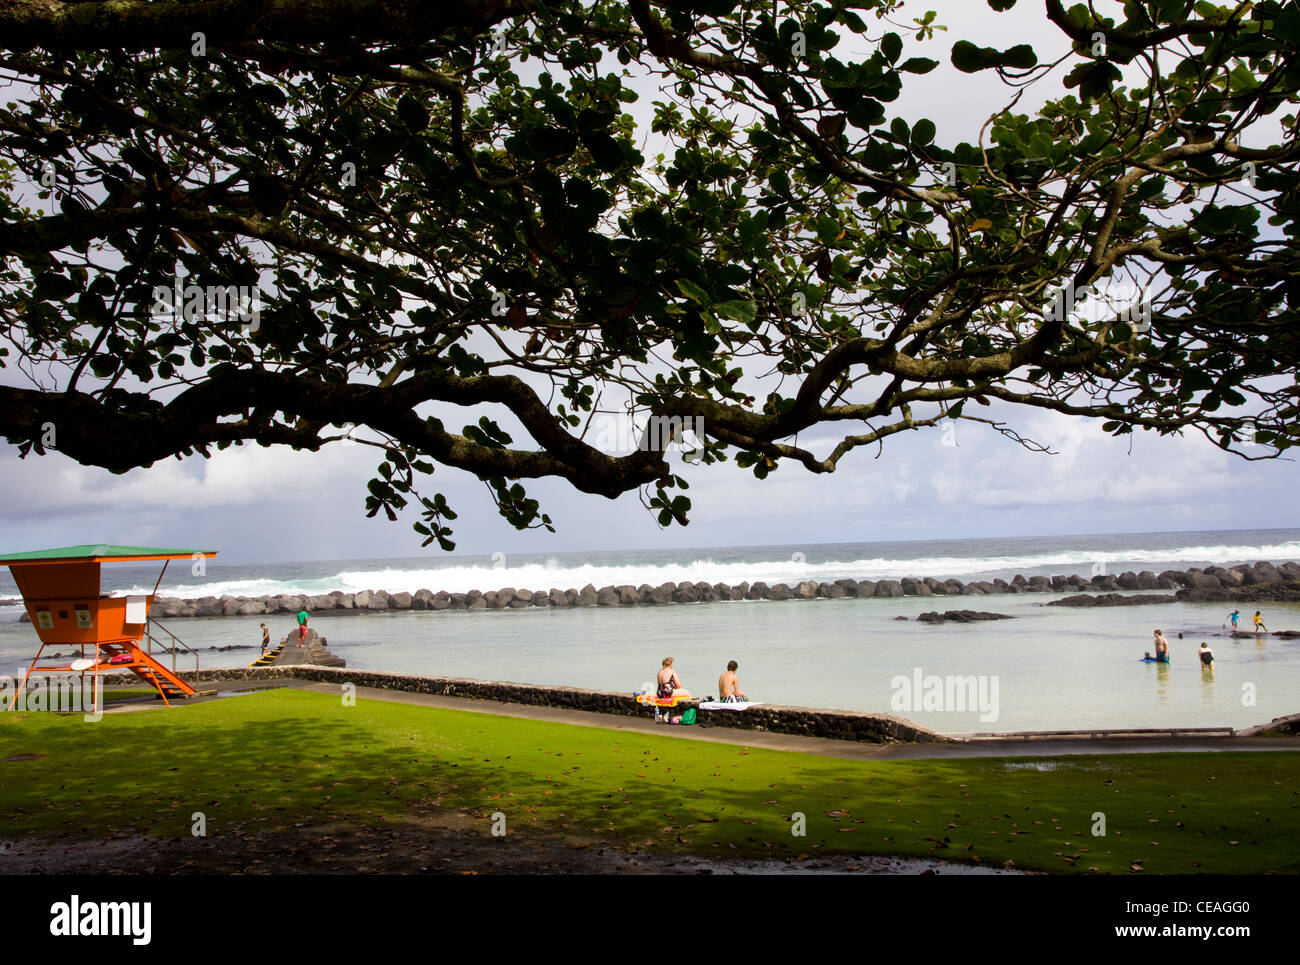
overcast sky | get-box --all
[2,2,1295,563]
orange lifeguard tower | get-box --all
[1,545,216,712]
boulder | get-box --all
[411,589,433,611]
[220,597,243,617]
[961,583,986,595]
[1136,571,1159,590]
[448,593,467,609]
[650,582,674,604]
[857,580,877,597]
[618,585,640,605]
[353,589,373,609]
[1027,576,1052,592]
[530,590,550,607]
[1050,575,1070,591]
[389,592,413,610]
[330,590,354,609]
[482,590,500,608]
[236,601,267,616]
[191,598,222,619]
[1249,561,1283,584]
[713,583,732,601]
[466,595,487,610]
[490,588,514,609]
[512,588,534,605]
[767,583,793,601]
[577,584,599,606]
[731,582,749,600]
[694,581,716,602]
[673,584,700,604]
[795,580,820,600]
[430,591,450,611]
[747,582,770,600]
[465,589,483,606]
[1158,570,1192,587]
[836,579,861,597]
[874,580,904,598]
[818,582,846,599]
[308,594,336,611]
[549,589,570,607]
[597,585,621,606]
[565,589,580,605]
[367,590,390,611]
[1116,571,1140,590]
[942,580,964,595]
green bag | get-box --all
[680,708,697,725]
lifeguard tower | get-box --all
[0,545,216,712]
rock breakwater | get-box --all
[16,561,1299,622]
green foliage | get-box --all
[0,0,1296,546]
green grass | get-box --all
[101,689,161,704]
[1,689,1297,873]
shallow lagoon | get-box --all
[3,592,1294,735]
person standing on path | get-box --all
[297,607,309,644]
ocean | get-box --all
[2,528,1298,735]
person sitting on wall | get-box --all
[718,660,749,703]
[657,657,690,699]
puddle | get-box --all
[1001,761,1061,772]
[213,686,283,698]
[1,754,48,763]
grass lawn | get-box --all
[1,688,1297,873]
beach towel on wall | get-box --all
[697,700,763,711]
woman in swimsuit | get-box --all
[657,657,691,699]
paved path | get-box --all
[157,678,1300,762]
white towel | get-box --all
[697,700,763,711]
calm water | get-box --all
[2,529,1298,734]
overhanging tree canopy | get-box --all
[0,0,1296,547]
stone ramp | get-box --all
[250,627,345,668]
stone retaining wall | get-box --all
[97,666,954,745]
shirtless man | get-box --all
[1153,629,1170,662]
[718,660,748,702]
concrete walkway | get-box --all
[149,677,1300,762]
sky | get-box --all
[1,1,1295,564]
